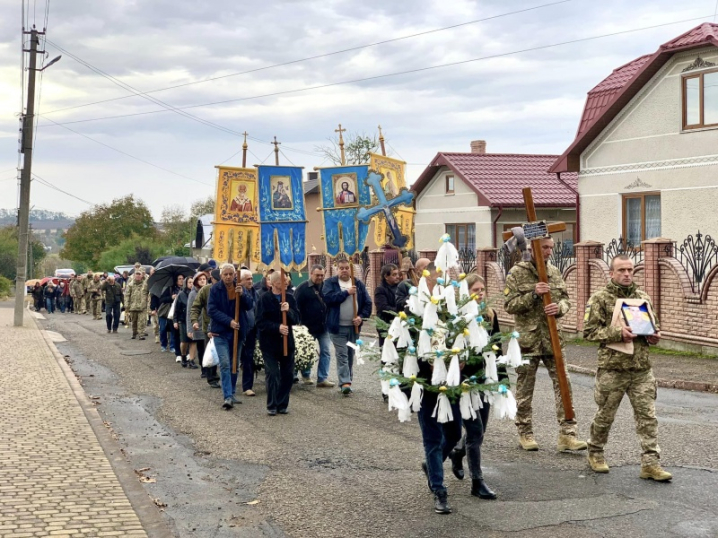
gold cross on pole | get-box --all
[508,187,574,421]
[378,124,386,156]
[242,131,248,168]
[272,136,281,166]
[335,123,347,166]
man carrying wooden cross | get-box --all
[503,187,587,452]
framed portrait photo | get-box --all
[621,302,656,336]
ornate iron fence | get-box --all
[594,237,643,266]
[383,249,401,267]
[497,247,520,277]
[548,240,576,274]
[671,232,718,293]
[457,249,477,274]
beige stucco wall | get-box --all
[579,46,718,245]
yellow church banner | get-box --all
[213,166,260,264]
[369,153,414,250]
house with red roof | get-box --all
[411,140,577,251]
[550,22,718,246]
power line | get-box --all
[32,173,95,205]
[41,116,211,186]
[42,0,574,116]
[44,15,713,127]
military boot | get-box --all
[557,434,588,452]
[519,433,539,451]
[640,464,672,482]
[587,452,609,473]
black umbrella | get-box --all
[147,264,197,297]
[151,256,171,266]
[155,256,201,270]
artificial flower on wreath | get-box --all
[361,233,527,424]
[253,325,318,374]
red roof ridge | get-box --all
[440,152,561,158]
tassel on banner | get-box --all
[446,354,461,387]
[492,387,518,420]
[417,330,432,357]
[431,354,448,385]
[381,338,400,365]
[470,390,484,411]
[402,350,420,378]
[422,301,439,330]
[436,234,460,273]
[409,382,424,412]
[460,391,477,420]
[432,392,454,423]
[443,285,458,315]
[483,351,498,382]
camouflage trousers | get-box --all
[76,296,87,314]
[92,297,103,319]
[588,368,660,465]
[515,354,577,436]
[151,312,159,337]
[84,294,93,314]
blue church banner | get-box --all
[257,165,307,270]
[319,165,371,257]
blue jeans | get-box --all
[45,298,55,313]
[300,331,332,382]
[159,317,176,351]
[417,394,462,493]
[329,326,356,386]
[105,302,121,331]
[213,335,243,400]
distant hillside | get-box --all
[0,209,75,230]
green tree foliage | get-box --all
[0,225,47,280]
[160,205,192,256]
[190,196,215,219]
[61,195,156,267]
[0,275,11,297]
[315,132,381,165]
[97,235,166,271]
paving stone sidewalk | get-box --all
[0,304,160,537]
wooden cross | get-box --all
[272,136,281,166]
[335,124,347,166]
[241,131,248,168]
[504,187,574,421]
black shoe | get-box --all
[230,395,241,404]
[181,357,188,368]
[421,462,431,492]
[434,490,452,514]
[382,393,388,403]
[293,377,299,384]
[222,398,233,410]
[267,409,277,416]
[471,478,497,500]
[187,360,198,370]
[278,408,289,415]
[131,334,137,340]
[209,381,221,389]
[449,450,465,480]
[200,371,208,379]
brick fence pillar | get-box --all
[418,250,437,262]
[642,237,674,319]
[574,240,603,332]
[367,249,385,313]
[307,252,323,271]
[476,247,498,282]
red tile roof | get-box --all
[551,22,718,173]
[412,152,577,207]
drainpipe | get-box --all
[492,205,503,248]
[556,172,580,243]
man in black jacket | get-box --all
[101,276,123,334]
[374,263,400,346]
[294,265,334,388]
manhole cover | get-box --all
[120,350,152,356]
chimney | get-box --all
[470,140,486,154]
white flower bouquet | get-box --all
[252,325,317,373]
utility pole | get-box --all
[14,27,41,326]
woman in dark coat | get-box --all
[159,274,184,357]
[32,283,44,311]
[173,277,196,368]
[374,263,400,346]
[256,271,300,416]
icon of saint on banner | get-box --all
[271,176,293,210]
[333,173,358,207]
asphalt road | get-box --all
[39,312,718,538]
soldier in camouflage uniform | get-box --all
[504,236,587,452]
[584,254,671,481]
[82,271,94,315]
[87,273,103,320]
[70,276,84,314]
[125,271,149,340]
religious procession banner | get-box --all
[318,165,371,256]
[369,153,415,249]
[213,166,260,264]
[257,165,307,271]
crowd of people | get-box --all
[38,237,671,515]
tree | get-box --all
[0,225,47,280]
[96,235,166,271]
[315,131,382,166]
[160,205,192,256]
[61,195,156,267]
[190,196,215,220]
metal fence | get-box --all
[670,232,718,293]
[548,240,576,274]
[457,248,477,274]
[594,237,644,266]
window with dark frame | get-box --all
[622,192,661,246]
[683,69,718,129]
[445,174,455,194]
[445,223,475,251]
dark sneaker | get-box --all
[449,450,465,480]
[341,385,353,396]
[208,381,220,389]
[230,395,241,404]
[187,360,198,370]
[471,478,497,500]
[278,409,289,415]
[267,409,277,416]
[222,398,233,410]
[434,490,452,514]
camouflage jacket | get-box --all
[125,279,149,312]
[190,284,211,334]
[504,260,570,356]
[583,280,658,371]
[86,278,102,297]
[70,280,83,298]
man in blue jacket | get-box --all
[322,258,372,396]
[207,263,254,410]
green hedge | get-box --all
[0,275,12,297]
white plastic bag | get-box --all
[202,338,219,368]
[167,296,178,320]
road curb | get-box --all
[567,363,718,394]
[31,310,175,538]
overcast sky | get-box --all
[0,0,715,219]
